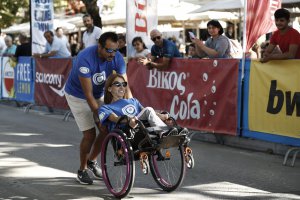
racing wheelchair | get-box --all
[100,114,195,198]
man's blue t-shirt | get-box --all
[98,98,143,131]
[65,45,126,99]
[151,39,181,58]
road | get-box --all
[0,104,299,200]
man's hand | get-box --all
[138,57,151,66]
[260,52,271,63]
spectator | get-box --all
[261,8,300,63]
[117,34,127,57]
[15,33,32,59]
[3,35,17,57]
[192,20,231,58]
[56,27,71,53]
[33,30,71,58]
[225,22,235,39]
[138,29,181,70]
[0,29,7,55]
[64,32,132,185]
[70,33,80,56]
[187,44,199,58]
[81,14,102,49]
[130,36,150,59]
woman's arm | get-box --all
[108,112,137,128]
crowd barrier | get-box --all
[1,56,299,149]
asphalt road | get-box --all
[0,104,299,200]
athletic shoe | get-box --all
[76,169,93,185]
[87,160,102,179]
[178,127,189,135]
[161,127,178,137]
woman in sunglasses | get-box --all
[98,74,178,136]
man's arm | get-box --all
[33,50,58,58]
[79,76,99,117]
[138,55,171,70]
[268,44,298,59]
[261,43,299,63]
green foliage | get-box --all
[0,0,30,28]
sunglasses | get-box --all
[151,36,161,42]
[104,47,118,53]
[111,81,127,87]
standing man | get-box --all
[55,27,71,53]
[139,29,181,70]
[15,33,32,59]
[64,32,132,185]
[33,30,71,58]
[261,8,300,63]
[81,14,102,49]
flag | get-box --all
[246,0,281,51]
[126,0,158,58]
[31,0,54,54]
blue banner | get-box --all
[0,57,2,98]
[15,57,34,103]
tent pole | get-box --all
[241,0,247,79]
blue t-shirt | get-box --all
[151,39,181,58]
[98,98,143,131]
[65,45,126,99]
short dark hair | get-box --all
[44,30,54,36]
[274,8,290,20]
[207,20,224,35]
[55,27,63,32]
[118,34,126,42]
[83,13,92,19]
[98,32,118,47]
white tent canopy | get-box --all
[2,19,77,35]
[190,0,300,13]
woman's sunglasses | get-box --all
[111,81,127,87]
[151,36,161,42]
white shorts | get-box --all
[65,92,104,132]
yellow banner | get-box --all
[249,60,300,138]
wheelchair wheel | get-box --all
[149,146,186,191]
[101,131,135,198]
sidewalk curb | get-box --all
[191,131,293,156]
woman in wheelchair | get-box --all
[98,73,184,137]
[99,74,194,198]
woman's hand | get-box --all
[129,116,138,128]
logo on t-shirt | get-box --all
[93,71,106,85]
[79,67,90,74]
[122,104,137,117]
[99,112,105,121]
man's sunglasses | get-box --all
[111,81,127,87]
[104,47,118,53]
[151,36,161,42]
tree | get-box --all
[82,0,102,28]
[0,0,30,28]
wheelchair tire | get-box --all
[149,146,186,192]
[101,131,135,198]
